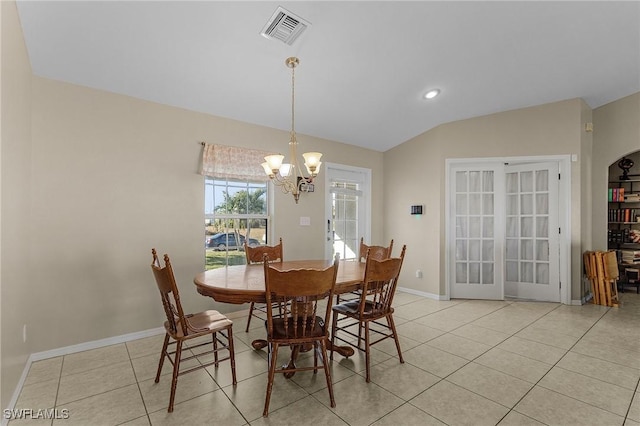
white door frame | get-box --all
[324,162,372,260]
[445,155,571,304]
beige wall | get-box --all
[384,99,587,299]
[592,92,640,250]
[1,0,33,409]
[26,76,383,355]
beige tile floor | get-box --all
[10,291,640,426]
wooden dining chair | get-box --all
[244,238,283,332]
[358,237,394,262]
[262,257,339,417]
[150,249,237,412]
[331,245,406,382]
[337,237,394,304]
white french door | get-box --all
[448,159,563,302]
[504,162,560,302]
[324,164,371,260]
[450,165,505,299]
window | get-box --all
[205,177,269,270]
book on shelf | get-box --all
[608,208,637,222]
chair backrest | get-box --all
[151,249,189,336]
[359,237,394,262]
[358,245,406,316]
[263,258,339,338]
[245,238,283,264]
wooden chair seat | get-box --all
[166,311,232,339]
[332,300,393,319]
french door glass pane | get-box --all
[469,217,481,237]
[507,195,518,214]
[456,240,467,261]
[536,170,549,191]
[536,194,549,214]
[483,217,494,237]
[536,263,550,284]
[520,171,533,192]
[483,171,494,191]
[506,173,518,193]
[521,194,533,214]
[536,240,549,261]
[521,262,533,283]
[456,217,467,237]
[456,194,467,215]
[521,240,533,260]
[469,240,481,261]
[482,240,494,261]
[521,217,533,237]
[469,263,480,284]
[483,263,494,284]
[456,263,467,282]
[506,218,518,237]
[456,172,468,192]
[506,261,518,281]
[506,240,518,260]
[536,217,549,237]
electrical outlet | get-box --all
[23,324,27,343]
[416,269,423,278]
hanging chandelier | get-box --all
[262,57,322,203]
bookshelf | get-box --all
[608,179,640,249]
[608,178,640,293]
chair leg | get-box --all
[320,339,336,408]
[168,340,183,413]
[213,332,219,366]
[227,327,237,385]
[364,321,371,383]
[245,302,255,332]
[330,311,339,360]
[263,342,279,417]
[155,333,170,383]
[387,314,404,363]
[313,342,318,373]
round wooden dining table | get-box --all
[194,259,365,357]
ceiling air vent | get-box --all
[261,7,310,45]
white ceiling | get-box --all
[16,1,640,152]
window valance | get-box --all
[200,143,271,182]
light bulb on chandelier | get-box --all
[262,57,322,203]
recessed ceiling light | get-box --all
[424,89,440,99]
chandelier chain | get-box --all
[290,61,296,141]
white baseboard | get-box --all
[397,286,446,300]
[2,305,253,425]
[4,326,165,425]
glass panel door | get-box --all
[504,162,560,301]
[450,165,504,300]
[324,164,371,260]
